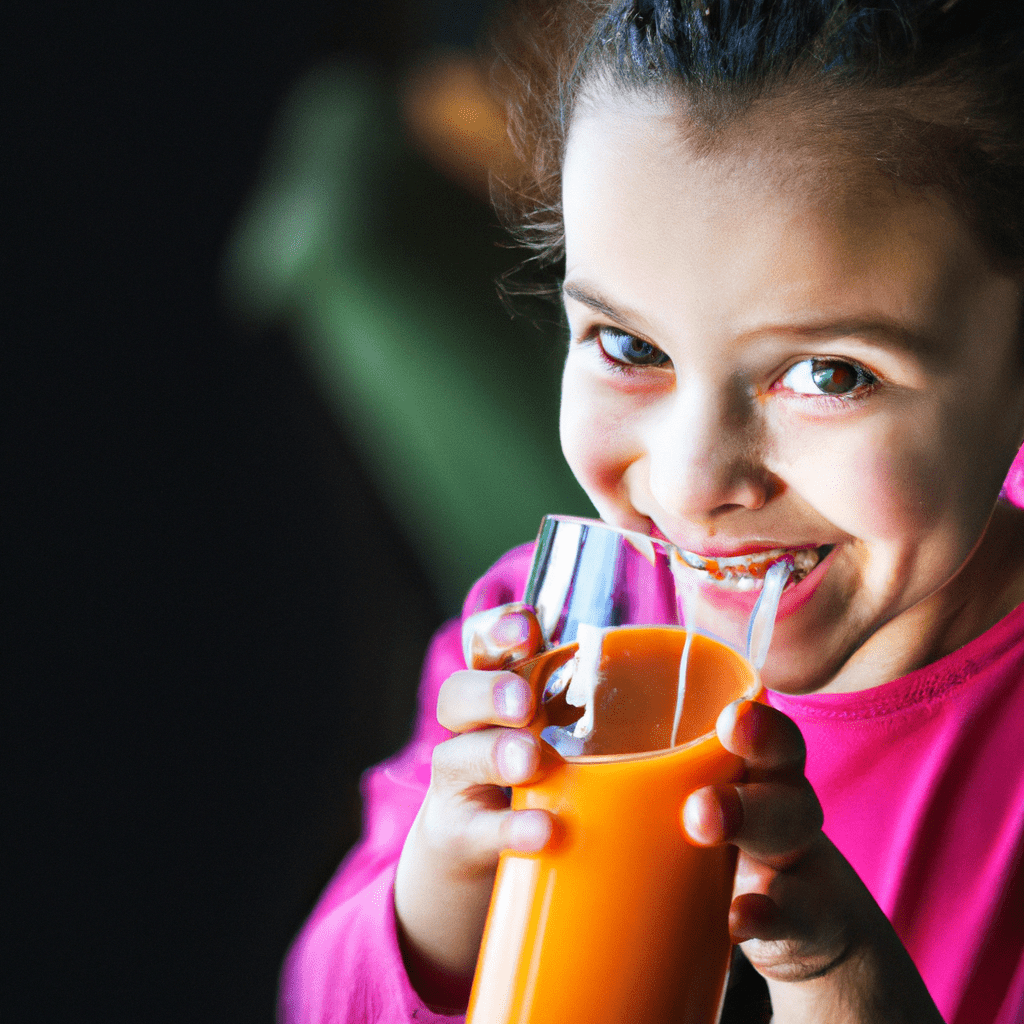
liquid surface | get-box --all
[524,627,757,757]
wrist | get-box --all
[396,916,476,1013]
[394,813,495,996]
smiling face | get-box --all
[559,88,1024,693]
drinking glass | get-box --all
[465,516,763,1024]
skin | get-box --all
[560,89,1024,696]
[395,87,1024,1017]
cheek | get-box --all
[780,419,956,541]
[781,401,1015,572]
[559,365,635,504]
[846,445,944,538]
[559,372,607,490]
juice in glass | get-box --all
[465,627,759,1024]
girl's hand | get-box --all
[394,603,552,1006]
[684,700,943,1023]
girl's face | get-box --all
[559,90,1024,693]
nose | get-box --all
[642,383,771,523]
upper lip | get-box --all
[649,526,823,560]
[679,542,820,559]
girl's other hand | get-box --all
[394,603,552,1007]
[684,700,943,1023]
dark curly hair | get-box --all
[489,0,1024,300]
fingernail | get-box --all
[682,791,713,845]
[729,892,782,943]
[462,604,540,669]
[498,733,535,784]
[494,675,531,723]
[682,784,742,846]
[726,698,762,748]
[491,608,535,648]
[486,607,541,668]
[720,699,744,726]
[506,810,551,852]
[716,699,748,745]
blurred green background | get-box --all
[224,62,591,612]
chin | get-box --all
[758,623,876,694]
[759,658,837,695]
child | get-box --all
[279,2,1024,1021]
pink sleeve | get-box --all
[277,620,464,1024]
[278,544,534,1023]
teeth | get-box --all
[675,545,828,590]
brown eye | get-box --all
[781,358,877,398]
[812,361,859,394]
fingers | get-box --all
[682,700,822,868]
[728,891,785,944]
[728,844,862,981]
[681,783,744,846]
[411,801,554,896]
[419,728,553,869]
[717,699,806,775]
[499,809,554,855]
[462,603,543,670]
[675,701,903,990]
[444,602,544,730]
[438,670,536,731]
[683,780,822,867]
[431,725,544,791]
[420,799,553,866]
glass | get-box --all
[466,516,773,1024]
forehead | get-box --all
[568,77,950,214]
[560,88,994,350]
[564,85,936,248]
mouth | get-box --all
[674,545,834,591]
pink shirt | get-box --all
[280,450,1024,1023]
[768,602,1024,1024]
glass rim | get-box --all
[524,515,675,609]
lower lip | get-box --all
[695,547,835,619]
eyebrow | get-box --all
[742,317,934,356]
[563,282,935,355]
[562,283,649,334]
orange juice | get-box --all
[466,628,758,1024]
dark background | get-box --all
[8,2,483,1019]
